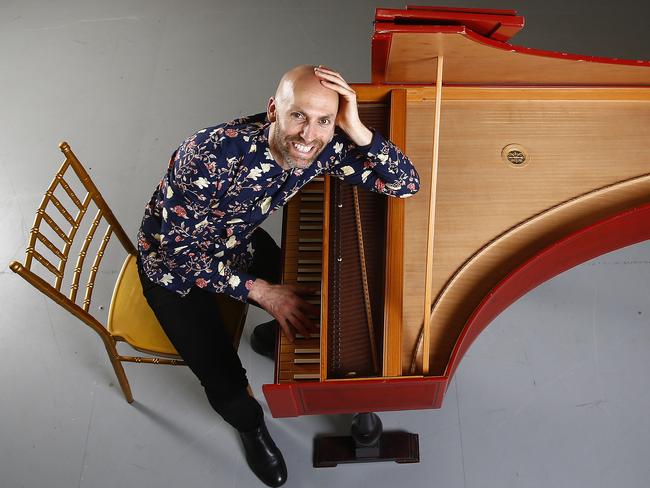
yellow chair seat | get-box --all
[108,254,248,357]
[108,254,179,356]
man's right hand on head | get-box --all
[248,279,320,342]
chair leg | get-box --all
[104,343,134,403]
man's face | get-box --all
[267,85,338,170]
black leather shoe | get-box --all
[239,420,287,487]
[250,320,278,359]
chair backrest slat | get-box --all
[47,191,76,226]
[82,226,113,312]
[35,232,66,261]
[58,176,84,210]
[59,191,93,298]
[69,208,103,303]
[29,248,63,279]
[38,211,71,245]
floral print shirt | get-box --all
[137,113,420,302]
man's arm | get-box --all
[314,66,420,197]
[326,130,420,197]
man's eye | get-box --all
[319,119,330,125]
[291,112,304,119]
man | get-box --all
[137,65,420,487]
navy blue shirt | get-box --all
[137,113,420,302]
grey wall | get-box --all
[1,1,649,488]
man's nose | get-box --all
[300,122,317,142]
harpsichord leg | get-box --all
[313,412,419,468]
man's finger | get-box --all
[316,73,354,94]
[314,69,353,91]
[298,299,320,319]
[316,65,344,81]
[318,79,351,97]
[279,318,295,343]
[292,307,314,330]
[289,310,313,338]
[293,309,316,334]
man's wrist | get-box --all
[342,122,372,147]
[248,278,270,305]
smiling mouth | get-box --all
[291,141,314,155]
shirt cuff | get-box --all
[225,268,257,303]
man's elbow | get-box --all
[382,180,419,198]
[400,174,420,198]
[402,163,420,197]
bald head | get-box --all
[272,65,339,114]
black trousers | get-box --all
[137,227,281,432]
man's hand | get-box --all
[248,278,320,342]
[314,66,373,147]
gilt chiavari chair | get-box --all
[10,142,248,403]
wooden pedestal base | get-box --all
[313,413,420,468]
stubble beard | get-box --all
[271,122,324,170]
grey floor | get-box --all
[2,1,649,487]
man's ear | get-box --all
[267,97,277,122]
